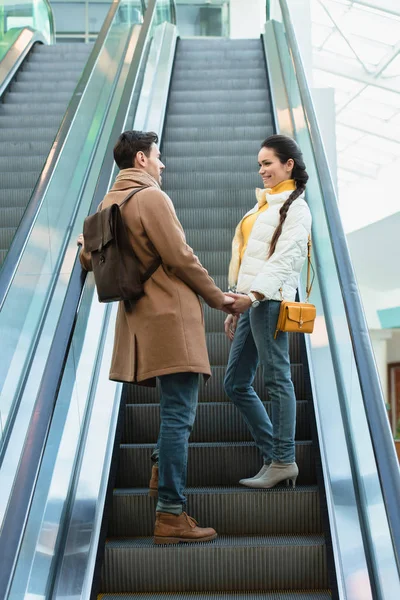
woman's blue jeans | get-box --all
[151,372,199,515]
[224,300,296,464]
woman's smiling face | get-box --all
[258,146,294,188]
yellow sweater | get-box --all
[240,179,296,260]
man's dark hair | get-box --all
[113,130,159,170]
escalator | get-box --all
[0,42,93,265]
[0,1,399,599]
[100,38,331,598]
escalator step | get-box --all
[174,59,266,70]
[168,101,270,116]
[164,156,259,174]
[16,69,86,82]
[169,89,267,103]
[101,535,328,592]
[170,78,268,92]
[116,441,315,488]
[123,400,311,444]
[163,126,273,142]
[172,67,267,81]
[177,209,245,229]
[0,207,26,229]
[21,61,90,72]
[0,189,32,208]
[0,141,53,157]
[165,113,272,128]
[110,486,322,536]
[0,103,66,116]
[125,364,307,404]
[99,593,332,600]
[5,91,73,104]
[162,141,262,159]
[11,80,77,93]
[0,171,42,189]
[0,115,63,129]
[175,49,263,61]
[0,156,46,173]
[162,173,261,191]
[0,128,57,142]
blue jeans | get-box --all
[151,372,199,515]
[224,301,296,464]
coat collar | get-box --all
[112,168,161,191]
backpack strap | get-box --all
[119,185,148,208]
[119,185,162,282]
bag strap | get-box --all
[119,185,148,208]
[119,185,162,282]
[305,235,315,302]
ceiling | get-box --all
[311,0,400,196]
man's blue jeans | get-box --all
[151,372,199,515]
[224,300,296,464]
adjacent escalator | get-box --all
[0,42,93,266]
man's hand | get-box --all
[225,292,252,315]
[224,314,239,341]
[77,233,84,248]
[221,295,235,314]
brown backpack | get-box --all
[83,186,161,310]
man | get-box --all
[79,130,235,544]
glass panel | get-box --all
[0,0,146,518]
[268,2,400,597]
[0,0,54,60]
[6,4,176,595]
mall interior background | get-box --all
[41,0,400,438]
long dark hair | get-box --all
[261,135,308,257]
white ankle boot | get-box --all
[239,464,270,486]
[240,461,298,489]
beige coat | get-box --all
[80,169,225,386]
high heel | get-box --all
[240,461,299,489]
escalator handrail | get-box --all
[0,28,47,97]
[277,0,400,569]
[0,0,121,311]
[0,1,162,596]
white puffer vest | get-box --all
[228,188,312,302]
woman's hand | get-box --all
[225,292,252,315]
[224,314,239,341]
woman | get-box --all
[224,134,312,488]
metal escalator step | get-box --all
[123,400,310,444]
[167,101,270,116]
[110,486,322,537]
[5,91,72,104]
[176,209,249,229]
[0,127,57,141]
[171,78,268,92]
[117,441,315,488]
[0,141,51,157]
[0,115,62,129]
[174,59,266,70]
[101,534,327,592]
[162,141,262,159]
[16,70,86,82]
[166,113,271,128]
[22,61,89,72]
[99,593,332,600]
[0,103,66,116]
[0,249,7,264]
[34,43,93,54]
[171,189,257,210]
[0,155,45,173]
[0,188,31,208]
[192,250,230,275]
[169,89,267,103]
[184,228,239,250]
[0,227,16,248]
[163,125,273,142]
[164,156,258,174]
[0,171,39,189]
[11,80,76,93]
[179,39,261,48]
[175,49,263,61]
[0,207,26,229]
[173,67,266,80]
[125,365,306,405]
[163,172,260,191]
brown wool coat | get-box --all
[80,169,226,386]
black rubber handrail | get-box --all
[0,0,121,310]
[278,0,400,574]
[0,1,161,597]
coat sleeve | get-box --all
[250,203,312,299]
[137,189,226,309]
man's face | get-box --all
[135,143,165,186]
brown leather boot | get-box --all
[149,465,158,497]
[154,512,217,545]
